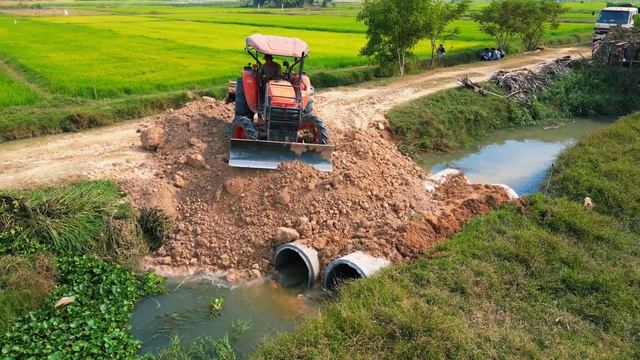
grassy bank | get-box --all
[389,65,640,156]
[387,83,537,154]
[0,181,167,357]
[254,113,640,358]
[548,112,640,232]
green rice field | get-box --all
[0,70,39,108]
[0,0,615,140]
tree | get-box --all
[357,0,429,76]
[473,0,565,51]
[472,0,523,50]
[424,0,471,67]
[516,0,564,51]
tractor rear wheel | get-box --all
[230,116,258,140]
[298,114,329,144]
[235,79,253,118]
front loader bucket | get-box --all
[229,139,334,172]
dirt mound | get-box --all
[131,98,512,281]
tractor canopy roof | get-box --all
[246,34,310,58]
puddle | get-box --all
[131,277,318,358]
[421,118,613,195]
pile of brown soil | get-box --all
[130,97,512,281]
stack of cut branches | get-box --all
[490,56,576,103]
[535,56,575,77]
[490,69,548,102]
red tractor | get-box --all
[226,34,333,171]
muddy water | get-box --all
[131,277,317,357]
[421,118,612,195]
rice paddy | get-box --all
[0,1,605,138]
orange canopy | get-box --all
[246,34,310,58]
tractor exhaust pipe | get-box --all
[322,252,390,291]
[273,241,319,290]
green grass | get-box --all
[387,84,540,155]
[0,69,39,108]
[254,196,640,359]
[2,255,165,358]
[0,180,166,357]
[388,64,638,157]
[0,180,147,264]
[549,111,640,232]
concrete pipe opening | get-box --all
[323,251,390,291]
[273,242,319,290]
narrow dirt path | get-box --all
[0,58,47,96]
[0,46,590,190]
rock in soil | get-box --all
[140,127,165,151]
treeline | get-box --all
[242,0,333,7]
[359,0,565,75]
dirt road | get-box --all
[0,46,589,190]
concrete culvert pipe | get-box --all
[273,241,319,290]
[323,251,390,291]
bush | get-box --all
[138,208,172,251]
[536,65,640,117]
[1,255,165,359]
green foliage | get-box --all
[537,65,640,117]
[0,70,38,109]
[548,111,640,232]
[357,0,430,75]
[254,196,640,358]
[0,181,146,263]
[209,295,224,316]
[387,84,538,155]
[1,255,165,359]
[147,320,250,360]
[0,91,190,142]
[0,254,57,332]
[0,7,592,140]
[148,335,236,360]
[517,0,565,50]
[472,0,565,50]
[472,0,523,50]
[423,0,472,67]
[138,208,173,251]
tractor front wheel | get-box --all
[298,114,329,144]
[230,116,258,140]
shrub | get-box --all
[139,208,173,251]
[537,65,640,117]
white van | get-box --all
[593,7,638,41]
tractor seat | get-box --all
[268,80,298,107]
